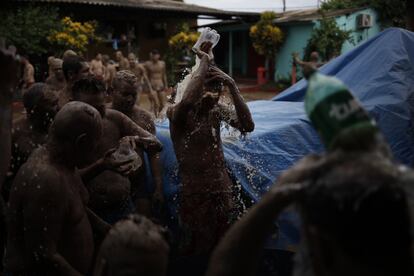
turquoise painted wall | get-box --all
[274,23,315,80]
[275,8,380,80]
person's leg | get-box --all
[157,90,166,114]
[149,90,159,115]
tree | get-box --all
[321,0,407,27]
[165,23,200,85]
[304,16,353,61]
[48,17,101,55]
[0,6,60,55]
[250,12,284,80]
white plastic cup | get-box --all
[193,27,220,51]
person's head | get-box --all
[63,55,90,83]
[95,53,102,61]
[127,53,137,67]
[150,50,160,62]
[102,55,110,65]
[112,70,139,113]
[94,214,170,276]
[63,49,77,59]
[50,58,64,81]
[20,55,29,65]
[47,101,102,168]
[201,68,225,109]
[115,51,124,61]
[72,76,107,117]
[23,83,59,130]
[300,154,414,276]
[310,51,320,63]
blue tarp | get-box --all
[155,28,414,251]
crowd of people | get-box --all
[0,38,413,276]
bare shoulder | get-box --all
[12,117,29,137]
[132,106,155,133]
[12,149,65,201]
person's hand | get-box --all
[0,48,19,102]
[206,66,235,87]
[101,148,136,175]
[194,41,214,62]
[134,136,163,152]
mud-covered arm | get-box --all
[21,172,83,276]
[206,155,324,276]
[205,183,304,276]
[0,49,18,186]
[168,50,211,124]
[109,109,163,153]
[162,61,168,89]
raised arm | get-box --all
[168,42,212,123]
[205,183,304,276]
[162,61,168,90]
[206,155,324,276]
[20,172,83,276]
[108,109,162,153]
[209,66,255,133]
[0,49,19,186]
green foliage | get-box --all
[249,11,284,59]
[0,6,60,55]
[165,23,196,85]
[321,0,407,27]
[304,16,353,61]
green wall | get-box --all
[274,8,380,80]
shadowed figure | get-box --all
[111,70,164,218]
[5,102,108,275]
[145,50,168,114]
[71,76,163,223]
[0,47,19,273]
[206,152,414,276]
[94,214,170,276]
[46,58,66,93]
[167,42,254,256]
[59,55,90,108]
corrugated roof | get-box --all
[10,0,259,17]
[274,7,366,23]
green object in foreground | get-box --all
[304,69,380,151]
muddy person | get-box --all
[21,55,35,91]
[94,214,170,276]
[102,54,116,89]
[111,70,164,217]
[145,50,168,114]
[206,152,414,276]
[91,53,106,81]
[46,58,66,93]
[167,42,255,256]
[5,102,108,275]
[115,51,130,71]
[59,55,90,108]
[4,83,59,200]
[71,76,163,223]
[128,53,159,114]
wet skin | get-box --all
[5,103,103,275]
[74,86,162,219]
[111,81,163,216]
[167,45,254,254]
[145,55,167,113]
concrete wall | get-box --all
[274,8,380,80]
